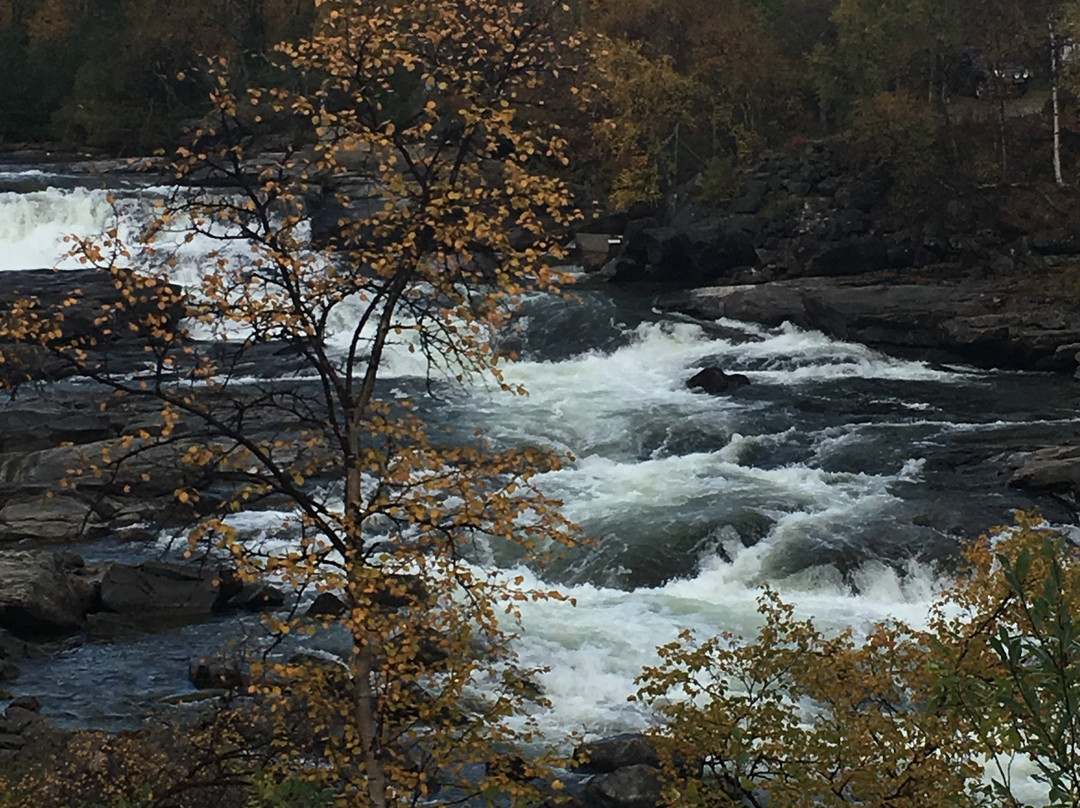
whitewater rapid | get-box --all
[5,178,1080,795]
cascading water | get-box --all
[3,171,1080,774]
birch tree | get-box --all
[0,1,586,804]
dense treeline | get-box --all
[1,0,1079,202]
[583,0,1080,206]
[0,0,313,150]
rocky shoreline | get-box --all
[569,143,1080,518]
[578,143,1080,374]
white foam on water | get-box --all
[716,321,964,382]
[0,186,128,270]
[464,321,741,453]
[505,547,952,744]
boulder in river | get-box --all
[188,656,245,690]
[98,561,239,618]
[0,551,94,638]
[1009,446,1080,496]
[573,733,660,773]
[307,592,347,617]
[686,367,751,394]
[227,582,286,612]
[585,764,664,808]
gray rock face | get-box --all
[0,495,101,543]
[0,551,91,637]
[585,764,664,808]
[574,733,661,773]
[659,277,1080,372]
[98,561,234,617]
[1009,446,1080,495]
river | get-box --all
[1,162,1077,755]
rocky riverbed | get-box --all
[3,149,1080,808]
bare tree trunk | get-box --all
[998,97,1008,181]
[1050,10,1065,186]
[353,643,388,808]
[937,51,960,168]
[345,454,387,808]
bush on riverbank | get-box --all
[636,512,1080,807]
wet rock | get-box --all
[0,660,18,681]
[585,764,664,808]
[188,657,245,690]
[0,495,102,543]
[0,628,29,659]
[574,733,660,773]
[0,551,90,638]
[307,592,347,617]
[686,367,751,394]
[228,582,286,612]
[372,573,430,609]
[1009,446,1080,496]
[7,695,41,713]
[0,403,119,454]
[0,268,185,385]
[604,255,648,283]
[659,276,1080,372]
[98,561,236,617]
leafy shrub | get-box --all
[636,513,1080,808]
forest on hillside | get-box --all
[2,0,1079,206]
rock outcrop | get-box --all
[658,276,1080,372]
[1009,446,1080,496]
[0,552,95,638]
